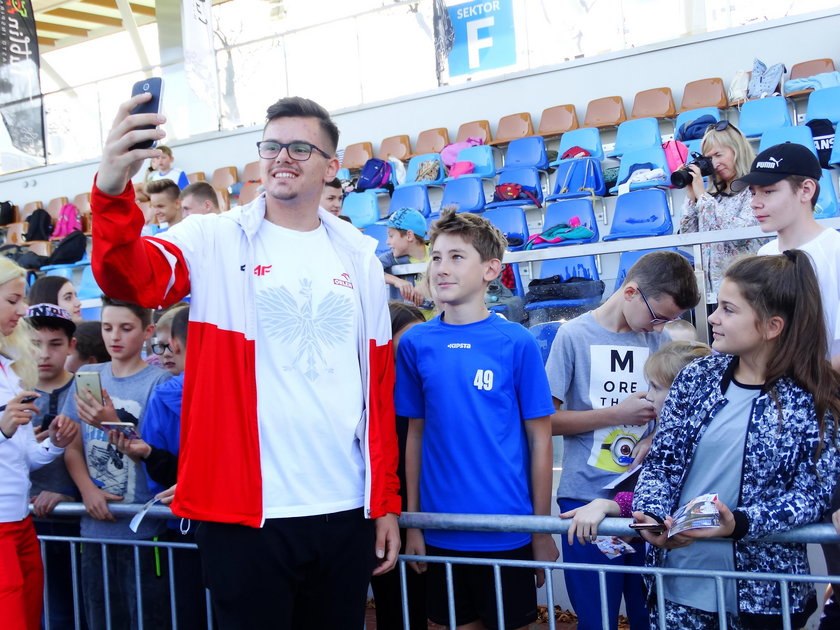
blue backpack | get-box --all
[355,158,393,193]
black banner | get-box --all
[0,0,45,168]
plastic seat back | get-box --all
[413,128,449,156]
[455,120,492,144]
[547,157,606,201]
[503,136,548,171]
[485,167,543,209]
[388,185,431,217]
[630,87,676,120]
[758,126,815,155]
[440,177,486,213]
[786,59,836,97]
[679,77,728,112]
[340,142,373,170]
[737,97,792,138]
[362,224,391,257]
[534,199,600,247]
[483,206,529,251]
[583,96,627,128]
[377,135,412,162]
[242,161,261,182]
[556,128,604,161]
[609,118,662,157]
[490,113,534,145]
[816,169,839,219]
[402,153,445,187]
[805,86,840,125]
[454,145,496,179]
[342,191,380,228]
[603,188,673,241]
[674,107,720,142]
[537,104,579,139]
[210,166,238,189]
[78,264,103,300]
[529,321,563,365]
[609,146,670,194]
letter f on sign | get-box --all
[467,17,494,69]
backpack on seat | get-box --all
[355,158,393,193]
[24,208,52,242]
[0,201,15,225]
[51,203,82,240]
[48,230,87,265]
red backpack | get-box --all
[51,203,82,240]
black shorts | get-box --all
[425,543,537,630]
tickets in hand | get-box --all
[668,492,720,538]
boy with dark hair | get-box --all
[180,181,220,216]
[25,304,85,629]
[148,145,189,189]
[397,209,557,629]
[65,320,110,372]
[731,142,840,367]
[379,207,431,308]
[146,178,183,229]
[321,178,344,216]
[62,296,171,630]
[546,250,700,630]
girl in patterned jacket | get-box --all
[632,251,840,630]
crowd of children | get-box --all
[3,115,840,630]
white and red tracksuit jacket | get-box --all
[91,181,400,527]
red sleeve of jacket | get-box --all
[91,179,191,308]
[367,338,401,518]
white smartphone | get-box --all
[128,77,164,151]
[75,371,103,405]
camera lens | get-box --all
[670,168,694,189]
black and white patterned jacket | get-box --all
[633,353,839,617]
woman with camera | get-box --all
[677,121,763,307]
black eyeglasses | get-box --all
[151,342,172,355]
[638,288,681,326]
[706,120,739,134]
[256,140,332,161]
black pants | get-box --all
[195,509,375,630]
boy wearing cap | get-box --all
[732,141,840,366]
[379,207,431,308]
[26,304,84,628]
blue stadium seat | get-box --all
[336,168,351,181]
[602,188,673,241]
[815,169,839,219]
[77,264,102,301]
[485,167,544,209]
[342,190,380,228]
[608,146,670,195]
[546,157,606,201]
[440,177,486,213]
[362,223,391,257]
[737,96,792,138]
[388,184,431,217]
[523,255,602,312]
[609,117,662,158]
[674,107,720,142]
[612,248,694,293]
[529,321,562,365]
[758,126,816,155]
[501,136,549,171]
[530,200,600,249]
[484,206,529,251]
[446,145,496,181]
[553,128,605,163]
[805,86,840,125]
[401,153,445,188]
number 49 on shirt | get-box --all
[473,369,494,391]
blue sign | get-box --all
[447,0,516,77]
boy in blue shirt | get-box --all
[396,209,557,630]
[546,250,700,630]
[379,207,431,308]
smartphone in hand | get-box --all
[101,421,140,440]
[128,78,164,151]
[75,371,104,405]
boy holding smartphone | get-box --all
[63,297,170,630]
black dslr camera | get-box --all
[670,152,715,189]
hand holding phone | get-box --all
[75,372,103,405]
[101,421,140,440]
[629,523,665,534]
[128,78,164,151]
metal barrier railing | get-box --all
[35,504,840,630]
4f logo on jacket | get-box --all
[254,265,273,277]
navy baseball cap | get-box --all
[731,142,822,192]
[26,303,76,336]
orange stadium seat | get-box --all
[489,113,535,146]
[210,166,238,189]
[536,104,579,139]
[455,119,492,144]
[679,77,728,112]
[630,87,677,120]
[411,128,449,157]
[5,222,25,243]
[238,182,261,205]
[46,196,69,223]
[340,142,373,170]
[785,58,836,98]
[21,201,43,221]
[242,161,261,183]
[583,96,627,129]
[186,171,206,184]
[377,135,412,162]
